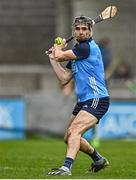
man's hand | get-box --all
[48,38,76,62]
[53,39,67,61]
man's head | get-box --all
[72,15,93,41]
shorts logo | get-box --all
[83,105,88,108]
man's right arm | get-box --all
[49,56,72,86]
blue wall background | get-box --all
[0,98,25,139]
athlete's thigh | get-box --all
[70,110,98,134]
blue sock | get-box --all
[63,157,74,170]
[90,149,103,162]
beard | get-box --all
[76,35,91,42]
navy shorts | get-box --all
[72,96,110,123]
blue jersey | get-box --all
[67,39,109,102]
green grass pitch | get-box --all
[0,137,136,179]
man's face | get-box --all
[73,24,92,42]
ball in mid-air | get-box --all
[55,37,63,45]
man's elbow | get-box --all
[56,58,64,62]
[55,55,66,62]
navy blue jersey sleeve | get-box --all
[72,42,90,59]
[66,61,72,69]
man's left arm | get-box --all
[54,48,77,62]
[54,41,90,62]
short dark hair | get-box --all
[72,15,93,30]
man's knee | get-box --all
[67,126,81,138]
[64,134,68,144]
[63,128,73,144]
[64,126,76,144]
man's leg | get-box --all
[64,111,108,173]
[66,110,98,159]
[48,111,108,175]
[48,111,96,175]
[64,114,98,157]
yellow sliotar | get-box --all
[55,37,63,45]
